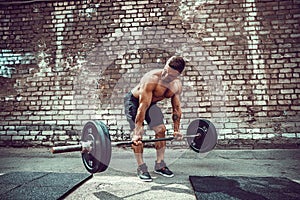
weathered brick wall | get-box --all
[0,0,299,148]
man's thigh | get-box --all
[145,104,164,129]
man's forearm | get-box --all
[172,113,181,132]
[134,103,148,135]
[135,101,149,125]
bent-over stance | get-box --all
[124,56,185,182]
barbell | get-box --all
[51,119,218,174]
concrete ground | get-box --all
[0,147,299,199]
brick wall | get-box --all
[0,0,299,148]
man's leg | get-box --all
[124,92,144,166]
[132,143,152,181]
[146,104,166,163]
[132,143,144,166]
[124,92,152,181]
[152,124,167,163]
[152,124,174,178]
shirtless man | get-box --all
[124,56,185,182]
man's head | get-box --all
[161,56,185,82]
[167,56,185,74]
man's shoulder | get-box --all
[142,69,161,82]
[171,78,182,86]
[170,78,183,94]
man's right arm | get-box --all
[134,83,154,136]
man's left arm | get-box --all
[171,82,183,140]
[171,93,182,133]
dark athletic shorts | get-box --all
[124,92,164,131]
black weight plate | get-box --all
[81,120,111,173]
[94,120,112,170]
[186,119,217,153]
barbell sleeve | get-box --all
[51,144,82,154]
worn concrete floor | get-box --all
[0,147,299,199]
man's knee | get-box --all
[132,143,144,153]
[153,124,166,149]
[154,124,166,137]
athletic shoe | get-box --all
[137,163,152,182]
[154,160,174,178]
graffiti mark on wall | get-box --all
[0,49,35,78]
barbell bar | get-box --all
[51,134,200,154]
[50,119,218,173]
[111,134,201,147]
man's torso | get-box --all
[131,69,181,103]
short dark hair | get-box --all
[169,56,185,73]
